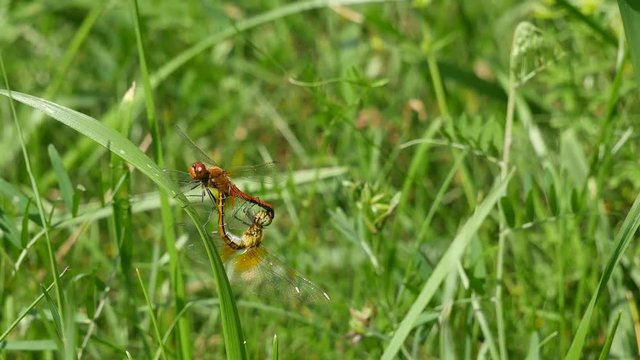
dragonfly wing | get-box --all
[228,162,279,185]
[225,245,330,304]
[174,125,219,167]
[163,169,197,187]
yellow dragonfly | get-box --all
[211,189,330,304]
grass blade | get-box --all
[48,144,76,217]
[525,332,540,360]
[618,0,640,86]
[1,58,65,348]
[40,284,63,353]
[135,268,167,360]
[0,208,20,249]
[564,193,640,359]
[598,311,622,360]
[0,340,57,351]
[21,198,32,248]
[381,170,513,360]
[0,268,68,342]
[131,0,196,357]
[272,334,278,360]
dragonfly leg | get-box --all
[202,188,218,227]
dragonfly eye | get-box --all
[189,162,207,180]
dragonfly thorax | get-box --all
[205,166,231,192]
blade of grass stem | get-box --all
[565,193,640,359]
[597,311,622,360]
[272,334,278,360]
[0,268,69,342]
[0,57,65,347]
[381,171,513,360]
[618,0,640,87]
[135,268,168,360]
[131,0,194,357]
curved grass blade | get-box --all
[564,193,640,359]
[130,0,195,357]
[618,0,640,87]
[598,311,622,360]
[135,268,167,360]
[0,89,245,359]
[0,269,69,343]
[381,171,513,360]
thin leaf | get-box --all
[2,58,64,328]
[21,198,32,248]
[598,311,622,360]
[0,268,68,342]
[48,144,76,217]
[618,0,640,86]
[135,268,167,360]
[0,209,20,249]
[272,334,279,360]
[381,171,513,360]
[0,340,57,351]
[0,177,33,218]
[130,0,194,356]
[501,196,516,228]
[41,285,63,351]
[564,192,640,359]
[525,332,540,360]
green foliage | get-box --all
[1,0,640,359]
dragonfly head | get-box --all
[189,161,208,181]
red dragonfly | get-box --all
[212,190,330,303]
[170,126,275,223]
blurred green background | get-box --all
[2,0,640,358]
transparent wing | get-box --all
[174,125,219,167]
[221,243,330,305]
[227,162,279,185]
[182,219,329,305]
[162,168,195,186]
[174,125,278,187]
[162,168,201,190]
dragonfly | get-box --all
[213,189,330,304]
[169,126,275,223]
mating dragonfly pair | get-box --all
[176,128,330,304]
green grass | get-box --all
[1,0,640,359]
